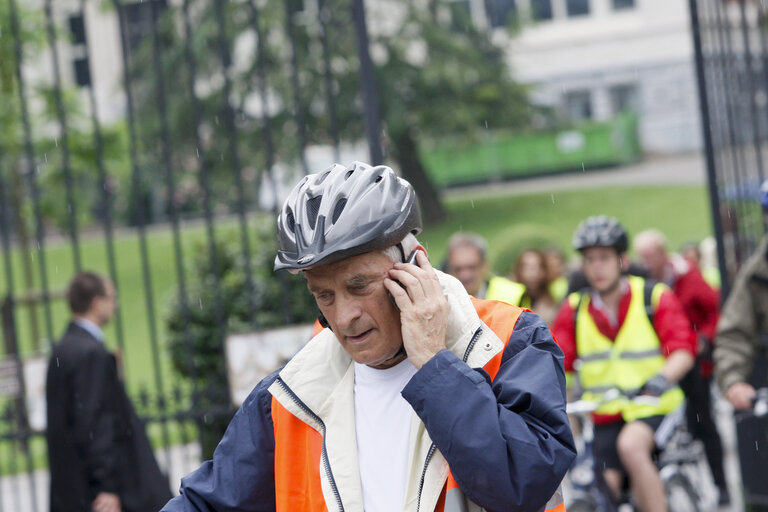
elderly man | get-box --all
[633,229,729,505]
[162,162,574,512]
[445,232,528,306]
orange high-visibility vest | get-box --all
[273,298,565,512]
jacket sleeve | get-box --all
[653,289,697,358]
[402,311,576,512]
[551,299,578,373]
[72,347,121,495]
[161,372,279,512]
[714,264,758,393]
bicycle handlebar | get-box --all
[566,388,661,416]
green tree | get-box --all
[127,0,532,225]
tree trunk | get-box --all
[390,129,446,226]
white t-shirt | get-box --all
[354,358,418,512]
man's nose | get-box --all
[334,296,363,330]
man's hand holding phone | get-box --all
[384,250,449,369]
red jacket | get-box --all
[670,259,720,341]
[552,279,696,424]
[669,259,720,378]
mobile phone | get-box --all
[389,250,420,311]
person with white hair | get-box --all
[634,229,729,506]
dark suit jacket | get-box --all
[46,322,171,512]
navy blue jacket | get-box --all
[162,311,575,512]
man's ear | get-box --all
[620,253,630,272]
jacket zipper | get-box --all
[462,326,483,363]
[416,326,484,512]
[275,376,344,511]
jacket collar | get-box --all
[268,270,505,512]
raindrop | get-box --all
[196,147,200,159]
[199,297,203,310]
[470,200,475,208]
[484,120,488,129]
[54,136,58,147]
[44,153,48,163]
[756,441,760,451]
[582,162,585,172]
[215,116,220,125]
[551,194,555,204]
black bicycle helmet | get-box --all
[572,215,629,253]
[274,162,422,271]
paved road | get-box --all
[443,153,707,200]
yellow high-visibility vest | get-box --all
[570,276,684,422]
[486,276,527,307]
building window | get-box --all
[610,84,638,114]
[68,14,87,45]
[487,0,518,28]
[566,0,590,17]
[612,0,635,10]
[531,0,553,20]
[564,90,592,120]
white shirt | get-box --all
[354,358,418,512]
[74,317,105,343]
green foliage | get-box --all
[165,222,316,457]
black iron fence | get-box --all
[691,0,768,298]
[0,0,382,509]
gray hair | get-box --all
[381,233,421,263]
[447,232,488,262]
[633,229,668,253]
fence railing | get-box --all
[0,0,381,509]
[691,0,768,298]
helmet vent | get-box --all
[331,198,347,224]
[286,209,296,233]
[375,175,383,183]
[317,171,330,185]
[306,195,322,229]
[345,169,354,180]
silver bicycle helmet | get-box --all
[274,162,422,271]
[572,215,629,253]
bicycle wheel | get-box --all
[665,474,700,512]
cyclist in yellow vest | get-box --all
[552,216,695,512]
[445,232,527,305]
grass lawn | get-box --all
[0,182,712,472]
[2,183,711,394]
[421,184,712,271]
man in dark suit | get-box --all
[46,272,171,512]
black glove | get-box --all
[640,374,673,397]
